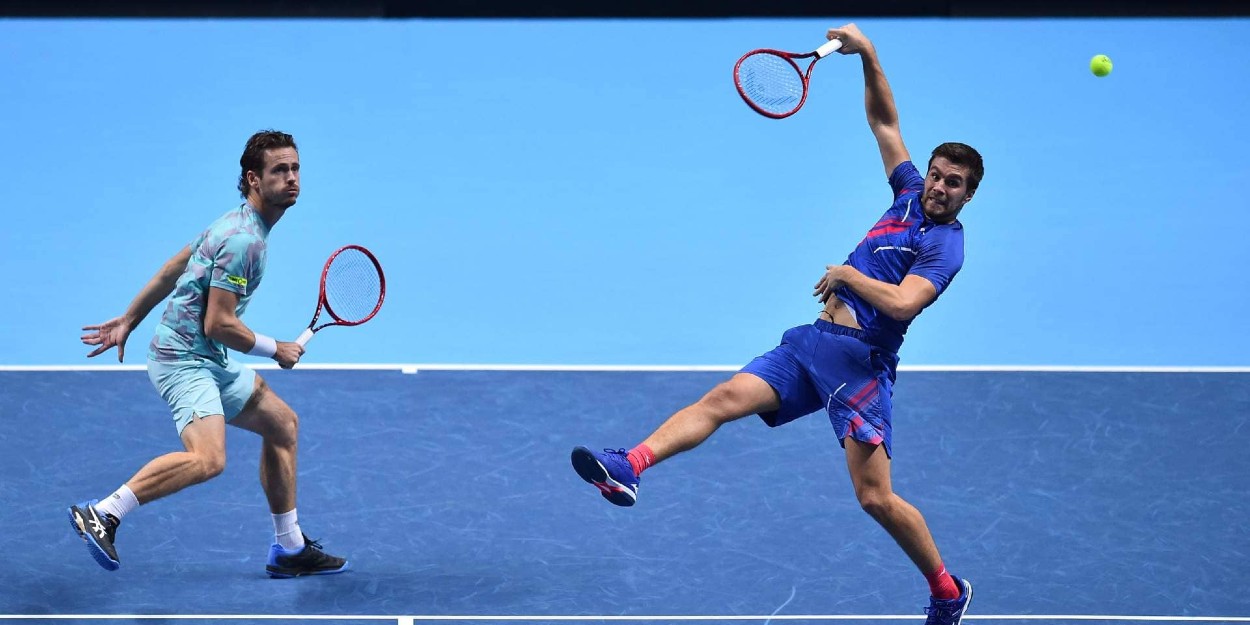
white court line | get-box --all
[1,364,1248,373]
[396,617,1250,623]
[2,616,1250,622]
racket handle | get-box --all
[296,328,314,347]
[815,38,844,58]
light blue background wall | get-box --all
[1,18,1247,366]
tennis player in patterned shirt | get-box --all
[69,130,348,578]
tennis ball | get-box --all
[1090,54,1113,77]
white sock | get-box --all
[272,509,305,551]
[94,484,139,521]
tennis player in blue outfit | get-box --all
[572,24,983,625]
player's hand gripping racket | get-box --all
[733,38,843,119]
[295,245,386,347]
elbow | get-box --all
[885,301,922,322]
[203,317,222,342]
[162,261,182,280]
[869,118,900,133]
[884,309,914,323]
[203,315,231,342]
[162,256,188,282]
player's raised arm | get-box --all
[826,24,910,177]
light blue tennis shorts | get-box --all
[146,357,257,435]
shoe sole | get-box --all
[570,446,636,507]
[67,506,120,572]
[266,560,350,579]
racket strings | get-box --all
[323,249,383,323]
[738,53,805,115]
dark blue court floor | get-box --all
[1,369,1247,620]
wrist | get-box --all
[838,266,862,289]
[248,333,278,358]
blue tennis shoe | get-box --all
[924,575,973,625]
[68,499,121,571]
[571,446,639,507]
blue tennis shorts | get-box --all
[741,320,898,457]
[146,357,257,436]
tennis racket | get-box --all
[295,245,386,347]
[733,38,843,119]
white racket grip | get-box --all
[296,327,314,347]
[815,38,844,58]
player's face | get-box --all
[922,156,973,223]
[256,148,301,209]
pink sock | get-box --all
[925,564,960,600]
[626,444,655,476]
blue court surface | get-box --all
[1,366,1248,624]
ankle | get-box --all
[925,564,960,601]
[94,484,139,522]
[272,509,305,551]
[626,444,655,476]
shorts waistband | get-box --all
[813,319,901,376]
[814,318,870,342]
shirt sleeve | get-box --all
[907,227,964,296]
[210,233,263,295]
[888,161,925,198]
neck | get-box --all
[924,205,960,225]
[246,195,284,228]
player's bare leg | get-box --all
[69,415,226,571]
[231,375,347,578]
[571,373,779,506]
[844,437,972,624]
[639,373,779,461]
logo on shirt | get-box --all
[226,275,248,288]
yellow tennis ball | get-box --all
[1090,54,1113,77]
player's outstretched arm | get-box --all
[826,23,910,176]
[81,245,192,361]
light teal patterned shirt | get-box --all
[148,203,270,365]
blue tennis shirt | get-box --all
[833,160,965,355]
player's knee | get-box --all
[270,408,299,448]
[698,382,751,421]
[251,378,299,447]
[855,487,893,519]
[197,450,226,481]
